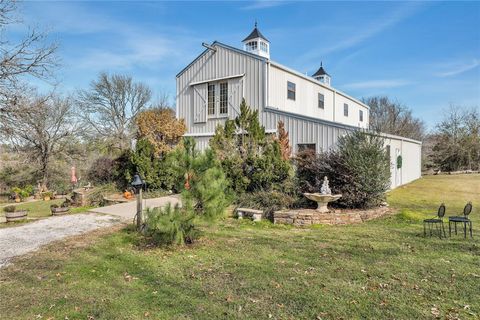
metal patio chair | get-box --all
[423,203,446,238]
[449,202,473,238]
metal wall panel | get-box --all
[177,44,265,135]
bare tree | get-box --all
[0,92,77,189]
[76,72,152,151]
[429,105,480,172]
[0,0,57,108]
[363,96,425,141]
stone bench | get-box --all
[236,208,263,221]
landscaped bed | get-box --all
[0,174,478,319]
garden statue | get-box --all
[320,176,331,195]
[303,176,342,213]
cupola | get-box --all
[312,62,331,86]
[242,22,270,59]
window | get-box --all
[219,82,228,115]
[344,103,349,117]
[359,109,364,122]
[287,81,296,100]
[297,144,316,153]
[246,41,257,51]
[318,93,324,109]
[207,84,215,115]
[260,41,268,52]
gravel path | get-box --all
[0,213,120,268]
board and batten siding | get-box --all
[176,42,421,189]
[267,63,369,129]
[263,108,422,189]
[176,43,266,136]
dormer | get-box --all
[312,62,331,86]
[242,22,270,59]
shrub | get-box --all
[116,139,182,192]
[87,157,117,185]
[3,205,16,213]
[210,99,294,195]
[41,191,54,199]
[11,186,31,200]
[236,190,295,219]
[144,204,198,246]
[296,131,390,209]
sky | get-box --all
[12,0,480,130]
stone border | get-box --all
[273,206,394,227]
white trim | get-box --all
[380,132,422,145]
[184,132,215,137]
[184,128,277,138]
[189,73,245,87]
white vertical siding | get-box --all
[176,44,265,135]
[176,42,421,189]
[267,63,369,129]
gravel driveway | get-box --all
[0,213,120,268]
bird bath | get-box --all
[303,193,342,213]
[303,176,342,213]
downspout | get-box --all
[333,90,336,123]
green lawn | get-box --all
[0,175,479,319]
[1,199,94,227]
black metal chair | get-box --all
[449,202,473,238]
[424,203,446,238]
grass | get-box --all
[0,175,479,319]
[0,199,94,228]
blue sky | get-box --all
[15,1,480,129]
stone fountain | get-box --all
[303,177,342,213]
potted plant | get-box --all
[11,186,31,203]
[3,205,28,222]
[50,201,70,216]
[42,191,54,201]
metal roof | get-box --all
[242,24,269,42]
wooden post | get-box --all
[136,188,143,230]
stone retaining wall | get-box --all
[273,207,393,227]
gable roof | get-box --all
[242,26,269,42]
[176,41,266,78]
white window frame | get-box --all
[287,81,296,101]
[246,41,257,52]
[318,93,324,109]
[219,82,228,115]
[207,81,229,119]
[344,103,349,117]
[359,109,364,122]
[297,143,316,153]
[260,41,268,53]
[207,83,215,116]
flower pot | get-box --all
[51,207,70,216]
[4,210,28,222]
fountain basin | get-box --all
[303,193,342,213]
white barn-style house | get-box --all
[176,24,422,189]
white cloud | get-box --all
[342,79,411,90]
[435,59,480,77]
[242,1,288,10]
